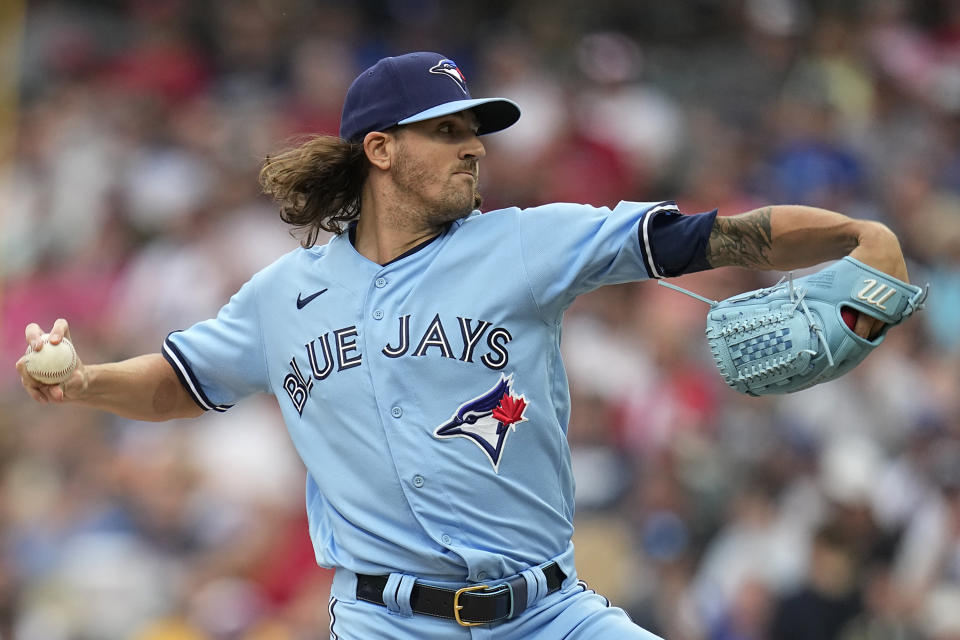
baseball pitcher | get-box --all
[16,52,921,639]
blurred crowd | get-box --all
[2,0,960,639]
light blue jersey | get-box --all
[163,200,715,635]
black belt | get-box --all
[356,562,566,626]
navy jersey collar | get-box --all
[347,220,451,267]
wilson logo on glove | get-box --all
[856,280,896,310]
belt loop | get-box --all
[332,568,359,602]
[395,574,416,617]
[382,573,416,617]
[506,574,528,619]
[520,565,548,608]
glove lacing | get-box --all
[658,273,836,370]
[787,274,835,368]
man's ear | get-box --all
[363,131,394,171]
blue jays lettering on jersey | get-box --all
[162,200,716,584]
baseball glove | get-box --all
[660,257,928,396]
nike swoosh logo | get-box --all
[296,288,328,309]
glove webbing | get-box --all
[658,274,836,369]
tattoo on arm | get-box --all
[706,207,774,268]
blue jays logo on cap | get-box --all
[429,59,468,94]
[434,374,529,473]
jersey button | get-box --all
[375,277,387,288]
[373,309,384,320]
[441,534,452,545]
[412,475,424,488]
[391,406,402,418]
[477,572,487,581]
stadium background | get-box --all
[2,0,960,638]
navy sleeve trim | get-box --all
[162,333,233,413]
[642,207,718,278]
[639,201,681,279]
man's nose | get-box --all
[461,135,486,160]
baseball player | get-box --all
[17,52,911,639]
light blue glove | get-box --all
[663,257,928,396]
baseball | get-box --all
[24,334,78,385]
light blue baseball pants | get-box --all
[327,573,663,639]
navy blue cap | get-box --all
[339,52,521,143]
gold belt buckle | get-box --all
[453,584,489,627]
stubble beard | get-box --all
[390,147,479,230]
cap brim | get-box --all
[397,97,521,135]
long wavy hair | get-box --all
[259,135,369,247]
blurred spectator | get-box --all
[839,561,924,640]
[692,473,809,629]
[767,523,864,640]
[707,576,773,640]
[891,439,960,615]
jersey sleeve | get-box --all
[516,201,717,317]
[162,276,270,412]
[645,207,718,278]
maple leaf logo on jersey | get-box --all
[434,374,529,472]
[429,58,468,94]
